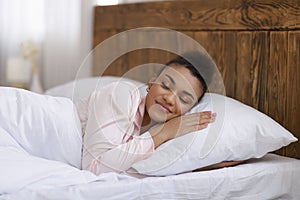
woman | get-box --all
[76,52,239,175]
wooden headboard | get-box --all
[92,0,300,159]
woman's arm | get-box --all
[81,82,155,175]
[84,131,154,174]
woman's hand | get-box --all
[149,111,216,148]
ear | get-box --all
[147,82,153,91]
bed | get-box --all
[1,0,300,199]
[3,154,300,199]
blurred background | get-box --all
[0,0,163,91]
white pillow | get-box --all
[0,87,82,168]
[132,93,298,176]
[45,76,146,102]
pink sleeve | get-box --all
[81,82,154,175]
[86,131,154,174]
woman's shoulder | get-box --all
[92,81,144,115]
[91,80,145,102]
[95,80,140,94]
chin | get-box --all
[149,112,168,123]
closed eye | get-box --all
[179,96,193,104]
[179,97,188,104]
[161,81,170,90]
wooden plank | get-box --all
[269,31,288,156]
[122,31,198,82]
[123,31,150,81]
[251,32,269,110]
[285,31,300,158]
[193,31,225,94]
[94,0,300,31]
[222,31,237,98]
[125,50,153,83]
[92,30,119,76]
[92,30,116,48]
[268,32,288,124]
[236,32,253,105]
[256,32,270,113]
[101,29,181,81]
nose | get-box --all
[163,91,176,105]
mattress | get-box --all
[2,154,300,200]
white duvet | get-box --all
[0,87,94,194]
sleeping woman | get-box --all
[76,52,241,175]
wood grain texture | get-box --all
[93,0,300,159]
[94,0,300,31]
[222,31,238,98]
[251,31,269,110]
[268,32,288,123]
[236,32,253,106]
[285,31,300,158]
[268,32,289,156]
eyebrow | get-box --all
[165,74,195,100]
[165,74,175,85]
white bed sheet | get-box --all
[2,154,300,200]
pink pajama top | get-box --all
[76,81,155,175]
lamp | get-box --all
[20,39,43,93]
[6,57,32,89]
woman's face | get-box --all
[145,64,203,123]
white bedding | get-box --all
[1,154,300,200]
[1,84,300,199]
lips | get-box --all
[155,101,171,113]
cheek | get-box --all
[177,103,194,115]
[145,92,156,112]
